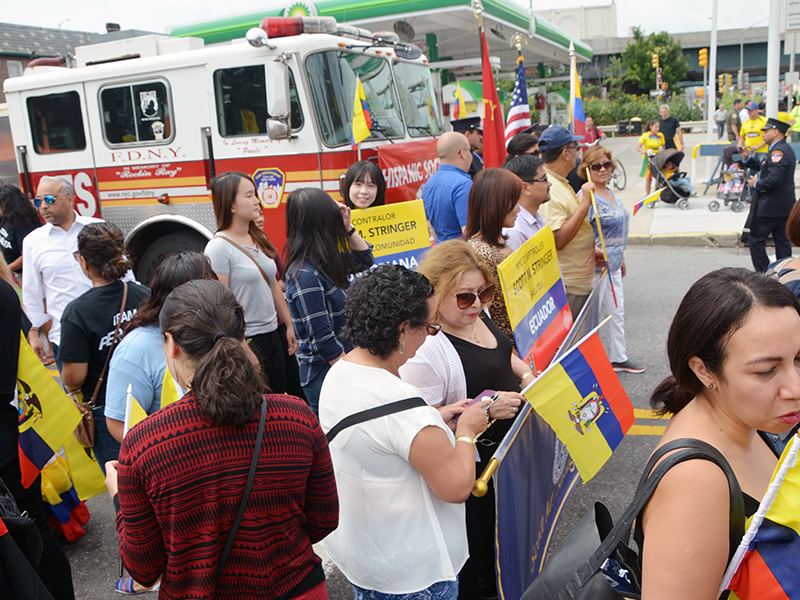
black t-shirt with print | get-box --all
[0,216,37,268]
[58,280,150,407]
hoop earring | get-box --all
[399,339,405,355]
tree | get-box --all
[622,27,689,92]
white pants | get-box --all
[593,267,627,363]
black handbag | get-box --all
[521,439,745,600]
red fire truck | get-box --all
[3,16,441,281]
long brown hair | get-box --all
[160,280,267,427]
[462,168,522,249]
[210,171,277,258]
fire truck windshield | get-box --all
[305,50,405,147]
[392,61,443,138]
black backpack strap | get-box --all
[216,397,268,585]
[569,443,744,592]
[326,397,427,443]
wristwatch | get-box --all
[347,226,356,236]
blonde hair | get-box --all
[417,240,496,322]
[578,146,616,181]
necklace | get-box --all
[467,323,482,346]
[93,279,115,287]
[378,357,398,377]
[442,322,483,346]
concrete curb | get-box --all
[628,231,742,247]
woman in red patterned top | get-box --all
[104,279,338,600]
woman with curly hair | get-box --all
[319,264,491,600]
[59,222,149,469]
[0,184,41,273]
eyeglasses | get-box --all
[589,161,614,172]
[424,322,441,336]
[525,176,549,183]
[455,285,495,309]
[33,195,57,208]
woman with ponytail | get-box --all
[58,222,149,469]
[638,268,800,600]
[105,279,338,600]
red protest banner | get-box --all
[377,139,439,204]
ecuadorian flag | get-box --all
[17,332,82,488]
[525,329,634,482]
[569,45,586,139]
[351,74,372,148]
[454,82,467,120]
[724,434,800,600]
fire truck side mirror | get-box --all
[267,119,289,140]
[266,61,290,119]
[246,28,271,48]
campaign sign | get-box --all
[350,200,431,271]
[497,226,571,372]
[377,139,439,204]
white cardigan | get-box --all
[399,332,467,407]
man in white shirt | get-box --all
[502,154,551,250]
[23,176,102,368]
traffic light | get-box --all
[652,53,659,69]
[719,74,725,88]
[697,87,705,98]
[726,73,732,87]
[699,48,708,68]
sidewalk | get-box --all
[600,132,750,247]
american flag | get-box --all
[504,56,531,147]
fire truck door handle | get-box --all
[17,146,34,199]
[203,127,216,178]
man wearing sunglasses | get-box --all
[22,176,103,369]
[501,154,551,251]
[540,126,602,318]
[422,132,475,242]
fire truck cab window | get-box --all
[26,91,87,154]
[100,81,173,145]
[392,61,444,138]
[213,66,302,137]
[305,51,405,147]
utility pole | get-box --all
[766,0,781,117]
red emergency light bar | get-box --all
[258,16,336,39]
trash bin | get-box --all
[630,117,642,135]
[618,120,629,135]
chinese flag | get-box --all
[481,30,506,168]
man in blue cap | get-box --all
[540,126,600,317]
[451,117,483,178]
[743,117,796,272]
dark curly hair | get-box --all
[77,222,132,280]
[342,264,434,358]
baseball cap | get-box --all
[537,126,584,151]
[746,101,759,111]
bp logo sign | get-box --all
[282,2,318,17]
[253,168,286,209]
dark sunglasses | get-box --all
[424,322,441,336]
[525,176,549,183]
[589,161,614,172]
[33,195,57,208]
[455,285,495,310]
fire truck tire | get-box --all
[137,231,207,285]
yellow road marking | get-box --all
[628,424,667,436]
[633,408,668,420]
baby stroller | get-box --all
[708,146,750,213]
[647,149,691,211]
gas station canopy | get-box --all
[170,0,593,71]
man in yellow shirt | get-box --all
[739,102,768,158]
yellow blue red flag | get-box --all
[16,332,82,488]
[351,74,372,148]
[723,433,800,599]
[524,329,634,482]
[454,82,467,120]
[569,44,586,139]
[632,189,665,215]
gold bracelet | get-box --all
[455,434,476,446]
[519,370,534,382]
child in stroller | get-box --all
[647,149,692,210]
[710,147,748,212]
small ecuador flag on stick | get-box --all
[351,74,372,157]
[453,82,467,120]
[632,188,665,215]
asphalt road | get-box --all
[65,244,756,600]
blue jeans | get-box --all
[352,579,458,600]
[301,363,331,416]
[92,405,120,475]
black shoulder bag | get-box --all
[326,397,427,443]
[521,438,745,600]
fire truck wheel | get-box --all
[137,231,207,285]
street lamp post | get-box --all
[740,17,769,89]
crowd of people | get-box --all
[0,109,798,600]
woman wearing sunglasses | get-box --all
[319,264,491,600]
[400,241,531,600]
[462,168,522,347]
[577,147,644,374]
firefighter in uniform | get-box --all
[451,117,484,178]
[743,117,797,272]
